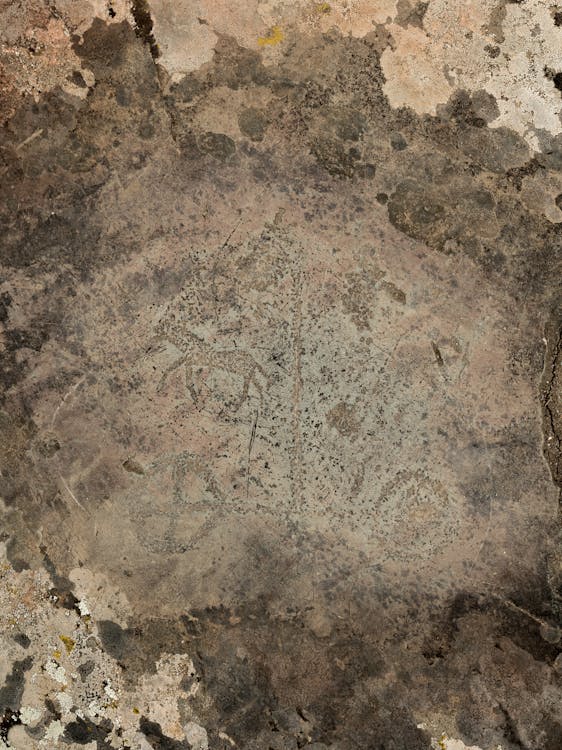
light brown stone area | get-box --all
[0,2,561,749]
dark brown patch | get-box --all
[64,716,114,748]
[130,0,160,59]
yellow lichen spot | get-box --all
[132,707,140,714]
[438,734,447,750]
[258,26,284,47]
[59,635,75,654]
[53,649,62,660]
[316,2,332,13]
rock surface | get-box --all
[0,1,561,748]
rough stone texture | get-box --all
[0,2,561,749]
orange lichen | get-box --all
[258,26,284,46]
[59,635,75,654]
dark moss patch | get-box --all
[390,132,407,150]
[211,36,270,89]
[0,657,32,720]
[68,70,88,88]
[72,19,133,73]
[457,126,529,172]
[354,162,376,179]
[0,292,11,323]
[238,108,268,142]
[97,620,129,662]
[505,157,541,190]
[545,66,562,94]
[387,180,446,241]
[330,107,366,142]
[395,0,429,28]
[97,618,189,679]
[77,660,96,682]
[139,717,188,749]
[310,137,357,178]
[438,89,489,128]
[12,633,30,649]
[197,132,236,160]
[64,717,113,748]
[0,294,37,401]
[171,74,206,103]
[1,213,103,272]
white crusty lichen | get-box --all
[19,705,42,726]
[44,659,67,685]
[184,721,209,750]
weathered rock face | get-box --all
[0,2,561,749]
